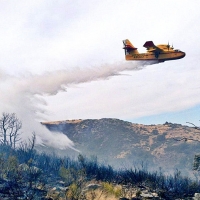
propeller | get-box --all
[167,42,170,51]
[167,42,174,50]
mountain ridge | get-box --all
[42,118,200,175]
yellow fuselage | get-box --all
[126,51,185,62]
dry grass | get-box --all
[85,189,118,200]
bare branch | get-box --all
[186,122,200,130]
[0,112,22,148]
[29,132,36,151]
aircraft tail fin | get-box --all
[123,39,139,57]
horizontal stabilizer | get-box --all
[123,46,137,50]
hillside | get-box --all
[42,118,200,174]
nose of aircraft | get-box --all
[182,52,186,58]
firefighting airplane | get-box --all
[123,39,185,62]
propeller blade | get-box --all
[167,42,170,51]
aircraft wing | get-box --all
[143,41,163,52]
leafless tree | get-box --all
[0,112,22,148]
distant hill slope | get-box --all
[42,118,200,174]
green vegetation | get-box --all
[0,113,200,199]
[0,142,199,199]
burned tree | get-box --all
[0,112,22,148]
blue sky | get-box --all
[0,0,200,142]
[134,106,200,126]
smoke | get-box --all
[0,60,156,149]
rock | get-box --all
[58,180,65,185]
[18,163,42,173]
[51,187,57,191]
[141,193,153,198]
[82,183,101,193]
[140,190,159,199]
[18,163,29,171]
[194,193,200,200]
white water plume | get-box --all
[0,61,156,149]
